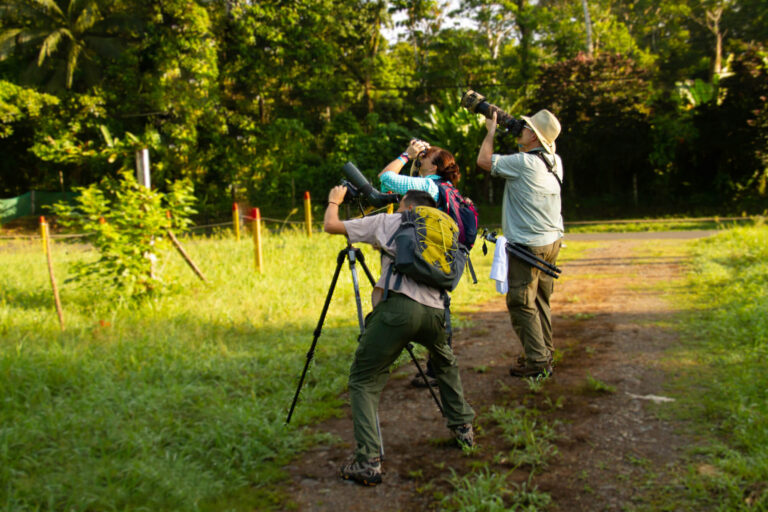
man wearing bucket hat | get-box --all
[476,109,564,379]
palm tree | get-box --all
[0,0,115,89]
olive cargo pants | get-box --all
[349,292,475,462]
[506,239,562,368]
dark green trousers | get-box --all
[349,292,475,462]
[506,239,562,368]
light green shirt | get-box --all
[490,151,564,247]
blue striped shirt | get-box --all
[379,172,440,201]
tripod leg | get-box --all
[354,247,377,287]
[406,343,445,417]
[286,249,347,424]
[347,247,366,333]
[375,412,384,460]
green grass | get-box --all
[565,217,761,233]
[653,224,768,510]
[487,405,559,471]
[0,227,507,510]
[441,466,552,512]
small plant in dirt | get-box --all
[441,466,552,511]
[53,170,195,297]
[543,395,565,410]
[584,373,617,394]
[525,373,551,394]
[487,405,559,470]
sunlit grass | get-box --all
[566,217,761,233]
[0,226,508,510]
[654,224,768,510]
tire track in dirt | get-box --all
[282,239,695,511]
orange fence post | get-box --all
[251,207,263,273]
[304,191,312,237]
[233,203,241,241]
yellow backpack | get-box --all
[383,206,467,292]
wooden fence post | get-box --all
[39,216,48,256]
[304,191,312,237]
[251,207,263,273]
[233,203,241,241]
[40,216,65,331]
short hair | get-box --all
[402,190,437,208]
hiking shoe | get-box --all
[340,457,382,486]
[509,364,553,379]
[515,354,554,368]
[410,374,438,388]
[451,423,474,448]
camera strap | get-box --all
[529,150,562,190]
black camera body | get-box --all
[461,89,525,137]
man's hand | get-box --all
[328,185,347,205]
[324,186,348,235]
[477,112,497,171]
[485,111,497,134]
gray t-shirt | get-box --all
[343,213,444,310]
[491,152,564,246]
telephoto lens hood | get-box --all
[460,89,524,136]
[342,162,401,208]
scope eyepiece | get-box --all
[342,162,401,208]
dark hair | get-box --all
[423,146,461,184]
[402,190,437,208]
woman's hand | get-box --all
[406,139,430,160]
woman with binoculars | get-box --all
[377,139,463,202]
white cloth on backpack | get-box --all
[490,235,508,294]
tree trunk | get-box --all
[516,0,531,80]
[582,0,594,56]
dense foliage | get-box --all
[1,0,766,219]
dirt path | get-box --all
[282,239,693,511]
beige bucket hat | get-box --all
[520,109,561,155]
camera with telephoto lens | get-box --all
[341,162,401,207]
[461,89,525,137]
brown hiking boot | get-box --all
[410,373,438,388]
[509,364,553,379]
[515,353,554,369]
[451,423,474,448]
[340,457,382,486]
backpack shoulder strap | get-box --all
[381,211,408,301]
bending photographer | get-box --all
[324,185,475,487]
[476,109,564,379]
[378,140,477,388]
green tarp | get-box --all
[0,191,78,222]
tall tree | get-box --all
[0,0,127,90]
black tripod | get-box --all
[481,229,562,278]
[285,242,445,431]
